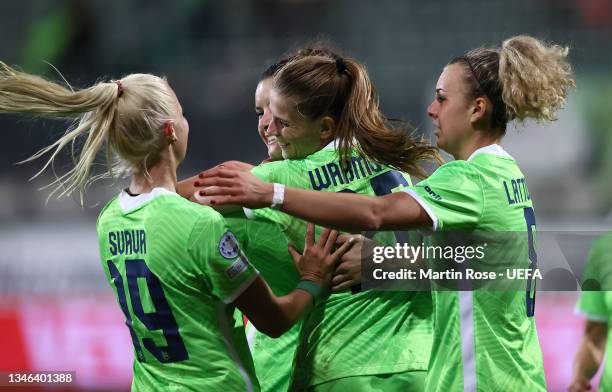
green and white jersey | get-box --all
[97,188,260,392]
[245,319,301,392]
[576,233,612,391]
[405,144,546,391]
[225,211,299,295]
[225,210,301,392]
[248,142,434,388]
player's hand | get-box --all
[568,378,592,392]
[331,234,369,292]
[177,161,254,201]
[196,166,274,208]
[191,189,243,214]
[194,161,255,198]
[288,223,355,287]
[177,174,200,200]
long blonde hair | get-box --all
[0,62,176,201]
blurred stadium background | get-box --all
[0,0,611,391]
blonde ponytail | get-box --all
[0,62,175,202]
[499,35,575,122]
[450,35,575,133]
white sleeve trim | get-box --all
[243,207,255,220]
[246,322,258,352]
[402,189,439,231]
[222,269,260,304]
[575,307,609,323]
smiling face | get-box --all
[426,63,475,157]
[267,88,328,159]
[255,78,282,161]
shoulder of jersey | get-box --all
[96,196,121,226]
[258,159,293,171]
[252,160,280,177]
[434,159,480,177]
[177,196,223,216]
[145,194,224,227]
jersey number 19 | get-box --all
[108,259,189,363]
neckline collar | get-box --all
[466,144,514,161]
[322,138,358,151]
[118,187,177,213]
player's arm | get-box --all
[282,188,431,231]
[177,161,255,201]
[233,224,354,338]
[196,168,431,232]
[569,320,608,392]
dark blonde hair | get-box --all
[450,35,575,133]
[0,62,176,201]
[272,55,440,177]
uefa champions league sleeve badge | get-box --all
[219,231,249,280]
[219,231,240,259]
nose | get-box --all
[267,116,279,136]
[427,100,437,119]
[261,109,271,134]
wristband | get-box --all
[296,280,326,304]
[270,183,285,210]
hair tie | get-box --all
[335,58,348,73]
[114,80,124,98]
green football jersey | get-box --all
[225,211,299,295]
[225,210,301,392]
[244,315,301,392]
[249,143,434,388]
[97,188,260,392]
[576,233,612,391]
[405,144,546,391]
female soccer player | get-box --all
[244,57,300,392]
[246,49,348,392]
[196,52,439,391]
[0,62,353,391]
[179,48,343,392]
[570,232,612,392]
[197,35,575,391]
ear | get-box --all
[164,121,178,144]
[470,97,489,124]
[320,116,336,141]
